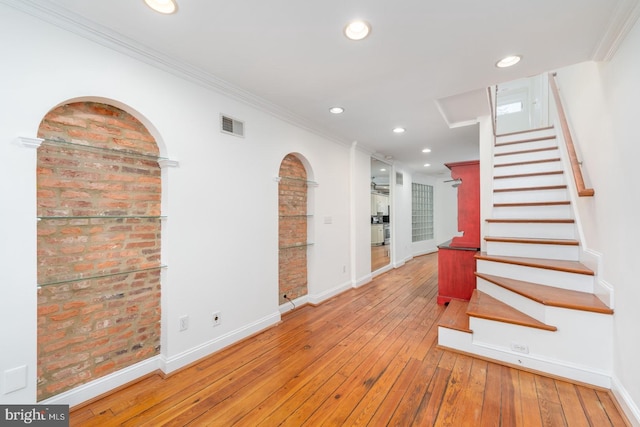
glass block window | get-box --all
[412,183,434,242]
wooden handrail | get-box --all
[548,72,595,197]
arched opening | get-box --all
[278,154,311,305]
[36,101,162,400]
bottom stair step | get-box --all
[438,299,471,333]
[467,290,557,331]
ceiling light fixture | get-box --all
[329,107,344,114]
[144,0,177,14]
[422,148,432,153]
[344,20,371,41]
[393,127,405,134]
[496,55,522,68]
[424,163,431,167]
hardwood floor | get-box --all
[70,253,629,426]
[371,243,390,271]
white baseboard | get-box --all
[40,356,162,408]
[279,294,309,314]
[160,311,281,375]
[611,375,640,427]
[308,280,353,305]
[354,273,372,288]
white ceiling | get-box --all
[7,0,635,175]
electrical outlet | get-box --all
[179,315,189,331]
[212,311,221,326]
[511,342,529,354]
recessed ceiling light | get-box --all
[393,127,405,134]
[329,107,344,114]
[424,163,431,167]
[144,0,177,14]
[496,55,522,68]
[380,168,386,172]
[344,20,371,41]
[422,148,432,153]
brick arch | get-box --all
[36,101,161,400]
[278,154,309,304]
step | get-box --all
[494,136,558,155]
[437,298,471,333]
[484,236,579,261]
[466,290,556,331]
[494,158,563,176]
[475,252,594,293]
[493,186,568,204]
[476,272,613,315]
[495,126,556,144]
[493,171,565,190]
[486,219,576,240]
[492,201,572,219]
[494,147,560,165]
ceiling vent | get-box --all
[221,114,244,137]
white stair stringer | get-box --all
[438,125,613,389]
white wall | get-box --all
[555,18,640,423]
[0,4,369,405]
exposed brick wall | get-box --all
[36,102,161,400]
[278,154,308,304]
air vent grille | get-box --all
[396,172,403,185]
[220,114,245,137]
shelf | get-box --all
[279,215,313,218]
[38,215,166,220]
[274,176,318,186]
[38,265,167,288]
[279,242,314,250]
[41,138,167,162]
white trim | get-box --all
[611,375,640,427]
[278,295,309,315]
[159,311,280,374]
[308,280,353,305]
[354,273,372,288]
[16,136,43,149]
[40,356,161,408]
[591,0,640,61]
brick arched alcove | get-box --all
[36,102,162,400]
[278,154,309,304]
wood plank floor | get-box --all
[70,253,629,426]
[371,243,390,271]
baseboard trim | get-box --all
[159,311,281,375]
[611,375,640,427]
[40,356,162,408]
[308,280,353,305]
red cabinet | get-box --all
[437,160,480,305]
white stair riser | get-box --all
[485,240,579,261]
[493,188,568,204]
[486,222,576,239]
[495,149,560,165]
[495,160,563,176]
[494,139,558,155]
[476,259,594,293]
[493,173,565,190]
[469,316,612,373]
[496,128,556,144]
[492,204,572,219]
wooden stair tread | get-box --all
[484,236,579,246]
[495,170,564,180]
[476,273,613,314]
[494,201,570,207]
[486,218,574,224]
[467,290,557,331]
[495,146,557,156]
[475,252,594,276]
[494,185,567,193]
[438,299,471,333]
[495,158,561,168]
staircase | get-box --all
[437,126,613,388]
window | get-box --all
[412,183,434,242]
[496,101,523,116]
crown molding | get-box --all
[0,0,350,148]
[591,0,640,61]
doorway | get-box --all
[371,158,391,272]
